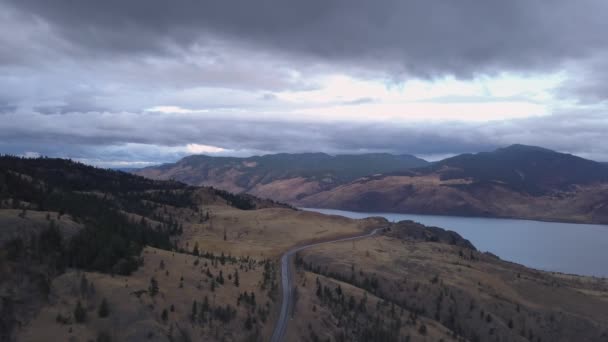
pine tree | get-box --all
[234,270,240,287]
[98,298,110,318]
[149,277,159,297]
[191,300,198,322]
[162,308,168,323]
[74,300,87,323]
[193,242,200,256]
[245,314,253,330]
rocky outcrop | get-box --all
[388,220,477,250]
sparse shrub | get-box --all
[56,313,70,324]
[79,274,89,297]
[96,331,112,342]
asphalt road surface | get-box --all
[269,228,383,342]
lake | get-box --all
[303,208,608,278]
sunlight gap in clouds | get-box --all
[186,143,226,154]
[275,72,565,122]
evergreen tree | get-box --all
[98,298,110,318]
[191,300,198,322]
[149,277,159,297]
[74,300,87,323]
[193,242,200,256]
[162,308,168,323]
[245,314,253,330]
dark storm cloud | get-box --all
[2,0,608,167]
[5,0,608,78]
[557,56,608,104]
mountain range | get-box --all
[135,145,608,223]
[135,152,428,202]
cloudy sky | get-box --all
[1,0,608,167]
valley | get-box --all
[5,1,608,341]
[1,156,607,341]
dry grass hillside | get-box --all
[296,175,608,224]
[3,199,385,342]
[3,156,607,342]
[134,153,428,204]
[295,225,608,342]
[5,200,608,342]
[135,145,608,224]
[180,205,384,258]
[18,246,278,342]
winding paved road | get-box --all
[270,228,383,342]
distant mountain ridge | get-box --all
[149,152,428,182]
[135,152,429,203]
[297,145,608,223]
[424,144,608,194]
[135,145,608,223]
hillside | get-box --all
[134,153,428,203]
[0,156,291,341]
[429,144,608,194]
[135,145,608,223]
[1,156,607,341]
[294,221,608,342]
[297,145,608,223]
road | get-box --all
[269,228,383,342]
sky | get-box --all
[1,0,608,167]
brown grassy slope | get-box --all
[296,229,608,342]
[136,162,327,204]
[0,209,82,245]
[134,153,428,204]
[295,175,608,223]
[0,209,84,340]
[134,146,608,224]
[9,198,385,342]
[179,205,385,258]
[287,270,456,342]
[18,247,277,342]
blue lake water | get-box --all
[303,208,608,278]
